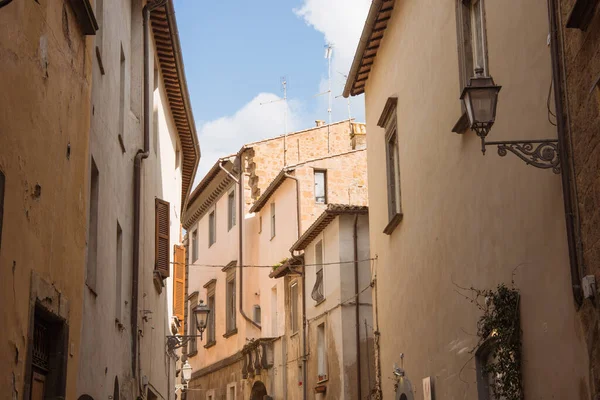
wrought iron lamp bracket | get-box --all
[166,333,204,351]
[482,138,561,174]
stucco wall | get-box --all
[0,1,92,398]
[76,1,184,398]
[557,0,600,395]
[363,0,588,398]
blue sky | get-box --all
[173,0,370,183]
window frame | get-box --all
[317,322,328,382]
[290,280,299,334]
[378,97,403,235]
[205,281,217,347]
[453,0,489,132]
[270,202,276,239]
[224,268,237,336]
[208,208,216,247]
[191,229,198,262]
[314,169,328,204]
[227,189,236,231]
[187,292,199,356]
[312,240,325,303]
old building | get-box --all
[344,0,589,398]
[269,204,374,400]
[76,1,199,399]
[552,0,600,396]
[0,1,95,398]
[182,120,368,399]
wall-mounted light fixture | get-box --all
[461,68,561,174]
[174,360,193,393]
[166,300,210,353]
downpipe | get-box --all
[353,214,363,399]
[547,0,584,308]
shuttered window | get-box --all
[155,198,170,278]
[173,245,186,327]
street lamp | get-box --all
[460,67,501,154]
[460,67,561,174]
[166,299,210,353]
[181,360,192,383]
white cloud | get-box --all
[192,2,371,188]
[194,93,302,186]
[294,0,370,124]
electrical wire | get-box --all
[170,257,378,269]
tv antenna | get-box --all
[260,77,288,166]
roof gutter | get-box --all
[343,0,384,98]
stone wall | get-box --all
[558,0,600,396]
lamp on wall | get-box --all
[166,300,210,353]
[461,67,561,174]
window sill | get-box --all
[317,376,329,384]
[187,349,198,358]
[290,331,299,338]
[204,340,216,349]
[314,297,326,306]
[95,46,105,75]
[223,328,238,338]
[452,111,470,134]
[383,213,403,235]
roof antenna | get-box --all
[260,76,288,166]
[325,44,333,153]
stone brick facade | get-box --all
[243,120,365,208]
[558,1,600,396]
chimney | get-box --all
[350,122,367,149]
[315,120,325,127]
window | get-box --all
[192,229,198,261]
[227,383,236,400]
[317,323,328,381]
[86,158,99,292]
[130,0,142,119]
[225,269,237,334]
[259,215,262,234]
[28,305,68,400]
[311,240,324,302]
[118,45,126,153]
[314,170,327,203]
[228,190,236,231]
[378,98,402,234]
[116,222,123,322]
[253,305,261,324]
[476,339,498,400]
[270,202,276,239]
[454,0,488,131]
[209,210,216,247]
[290,281,299,333]
[0,170,4,252]
[271,287,278,336]
[207,290,216,344]
[155,198,170,278]
[188,293,198,355]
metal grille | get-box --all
[32,320,50,371]
[312,269,324,302]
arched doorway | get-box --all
[249,381,268,400]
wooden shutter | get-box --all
[173,245,186,327]
[155,198,170,278]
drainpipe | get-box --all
[221,159,261,329]
[131,0,166,390]
[285,172,306,400]
[353,214,363,399]
[547,0,584,307]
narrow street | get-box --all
[1,1,599,399]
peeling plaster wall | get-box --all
[364,0,589,398]
[0,1,93,398]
